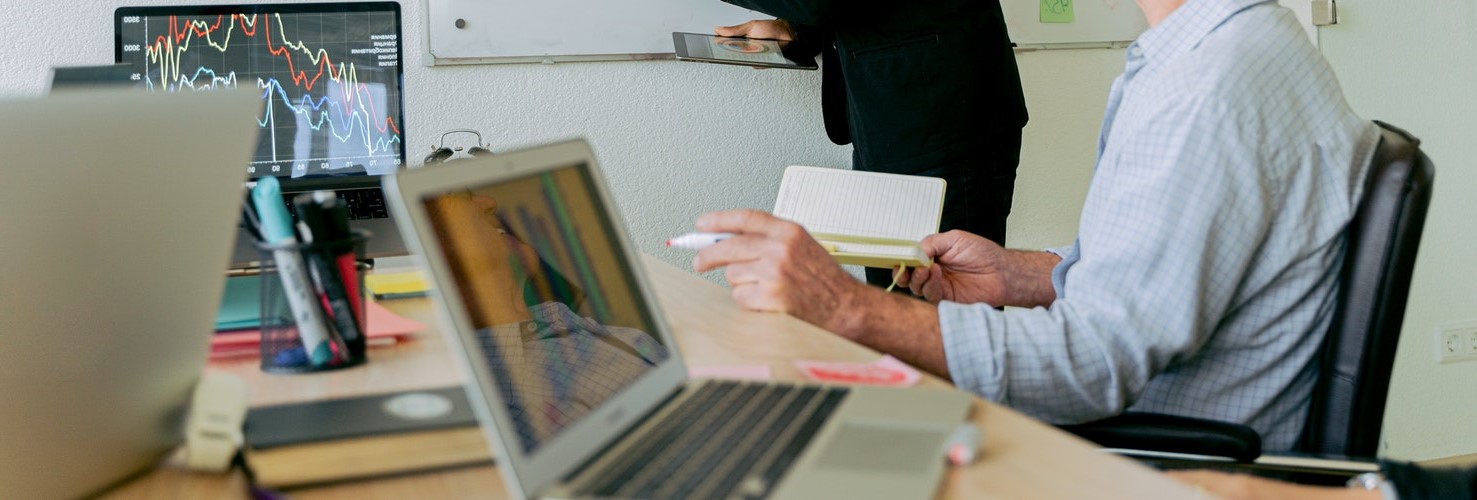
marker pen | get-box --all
[665,232,838,252]
[664,232,735,250]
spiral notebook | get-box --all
[773,166,946,269]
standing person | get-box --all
[714,1,1028,288]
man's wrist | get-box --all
[821,281,880,338]
[1002,250,1061,307]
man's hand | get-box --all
[903,230,1012,305]
[715,19,795,41]
[689,209,954,377]
[691,209,865,332]
[900,230,1061,308]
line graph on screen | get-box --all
[118,9,404,178]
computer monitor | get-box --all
[113,2,409,266]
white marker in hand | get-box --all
[665,232,736,250]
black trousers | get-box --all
[863,127,1023,288]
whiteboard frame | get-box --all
[423,0,761,66]
[420,0,1145,66]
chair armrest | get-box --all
[1058,412,1262,462]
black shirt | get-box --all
[721,0,1029,175]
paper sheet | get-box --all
[209,301,426,359]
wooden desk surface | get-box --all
[107,256,1197,499]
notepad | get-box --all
[364,269,432,299]
[772,166,945,269]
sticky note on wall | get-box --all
[1041,0,1075,23]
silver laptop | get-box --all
[384,139,973,500]
[0,89,261,498]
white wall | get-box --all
[1319,0,1477,462]
[13,0,1462,463]
[0,0,1109,280]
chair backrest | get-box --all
[1299,121,1435,458]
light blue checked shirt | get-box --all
[938,0,1377,450]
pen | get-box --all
[293,191,365,349]
[252,177,346,367]
[665,232,838,252]
[665,232,735,249]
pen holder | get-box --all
[257,230,371,374]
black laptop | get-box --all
[107,2,410,267]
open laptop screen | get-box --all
[114,2,405,179]
[115,2,411,266]
[420,163,671,454]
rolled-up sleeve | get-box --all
[938,93,1272,424]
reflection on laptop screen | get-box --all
[113,2,405,179]
[420,163,671,454]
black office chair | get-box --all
[1060,121,1436,473]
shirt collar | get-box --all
[1134,0,1271,62]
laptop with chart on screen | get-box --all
[113,2,409,267]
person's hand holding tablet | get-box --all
[672,20,817,70]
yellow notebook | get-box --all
[773,166,945,269]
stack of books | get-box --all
[242,386,492,489]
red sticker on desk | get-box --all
[794,356,920,387]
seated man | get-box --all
[689,0,1378,451]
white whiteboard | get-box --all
[425,0,1149,65]
[426,0,761,64]
[1000,0,1148,48]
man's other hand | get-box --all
[691,209,863,332]
[900,231,1061,308]
[903,230,1012,305]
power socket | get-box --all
[1436,321,1477,364]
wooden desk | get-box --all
[108,256,1197,499]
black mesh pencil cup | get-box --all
[257,230,371,374]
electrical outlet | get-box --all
[1436,322,1477,364]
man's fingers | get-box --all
[713,21,752,37]
[909,264,933,295]
[722,260,772,287]
[695,209,807,240]
[895,266,914,289]
[730,282,786,312]
[691,234,771,273]
[920,231,960,259]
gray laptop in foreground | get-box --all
[0,89,262,498]
[384,139,973,499]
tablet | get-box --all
[672,32,818,70]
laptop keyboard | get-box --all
[280,188,389,220]
[333,188,389,219]
[576,381,849,500]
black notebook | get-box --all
[243,386,491,488]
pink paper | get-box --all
[688,365,773,381]
[794,355,921,387]
[209,301,426,358]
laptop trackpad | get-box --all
[812,421,947,474]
